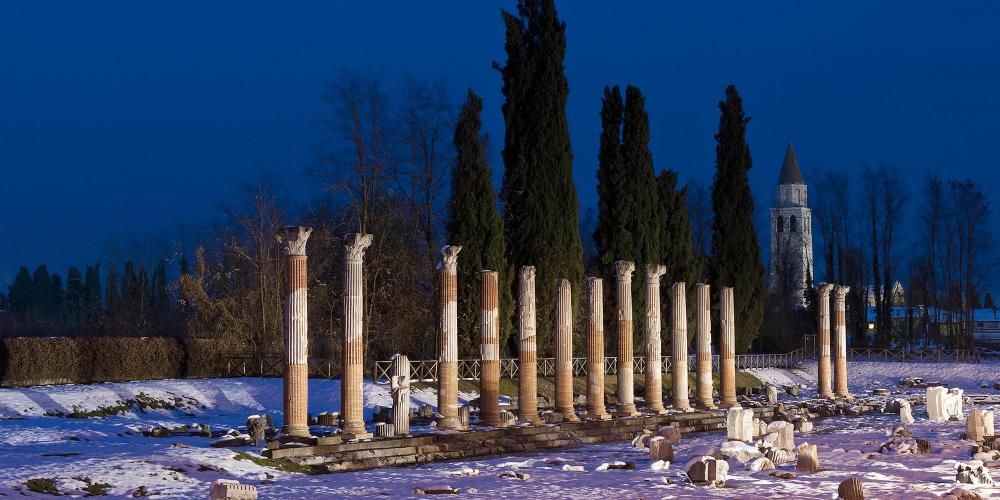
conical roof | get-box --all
[778,142,804,185]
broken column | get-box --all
[815,283,835,399]
[479,270,502,427]
[967,409,995,442]
[586,277,611,420]
[437,246,462,430]
[644,264,667,414]
[555,278,578,421]
[517,266,541,424]
[342,233,373,439]
[277,226,311,438]
[719,286,738,408]
[726,407,755,441]
[672,282,692,411]
[614,260,638,416]
[391,354,411,436]
[833,285,851,398]
[695,283,715,409]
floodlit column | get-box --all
[517,266,541,424]
[437,246,462,430]
[555,279,578,420]
[615,260,638,416]
[815,283,835,399]
[479,270,502,426]
[391,354,411,436]
[719,286,738,408]
[695,283,716,409]
[342,233,373,439]
[586,277,611,420]
[644,264,667,414]
[671,282,692,411]
[277,226,312,438]
[833,285,851,397]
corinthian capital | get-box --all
[276,226,313,256]
[439,245,462,271]
[344,233,373,261]
[614,260,635,280]
[645,264,666,283]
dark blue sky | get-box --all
[2,1,998,286]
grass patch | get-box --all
[74,476,111,496]
[26,478,59,495]
[43,392,199,418]
[233,452,316,474]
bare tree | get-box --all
[862,164,906,347]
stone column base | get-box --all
[615,404,639,417]
[282,424,310,439]
[587,411,612,420]
[436,417,466,431]
[341,430,374,441]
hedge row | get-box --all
[0,337,225,387]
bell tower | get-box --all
[769,142,814,307]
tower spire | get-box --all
[778,141,804,185]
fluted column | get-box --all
[671,282,692,411]
[479,270,502,426]
[586,277,611,420]
[277,226,312,438]
[391,354,411,436]
[695,283,716,409]
[517,266,541,424]
[342,233,373,439]
[644,264,666,414]
[555,279,578,420]
[719,286,738,408]
[614,260,638,416]
[437,246,463,430]
[833,285,851,397]
[815,283,835,399]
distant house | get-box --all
[864,281,905,307]
[865,305,1000,348]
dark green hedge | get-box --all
[0,337,223,387]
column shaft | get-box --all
[517,266,540,424]
[614,261,638,416]
[671,282,692,411]
[278,226,312,438]
[479,271,502,426]
[341,233,373,438]
[644,265,666,413]
[816,284,834,398]
[833,285,851,397]
[719,286,738,407]
[696,283,715,409]
[555,279,577,420]
[437,246,462,429]
[586,277,610,419]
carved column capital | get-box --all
[276,226,312,256]
[439,245,462,271]
[614,260,635,279]
[344,233,373,261]
[519,265,536,281]
[815,283,834,297]
[645,263,666,284]
[833,285,851,299]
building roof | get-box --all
[778,142,805,185]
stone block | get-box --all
[209,479,257,500]
[726,408,755,442]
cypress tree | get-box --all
[447,90,513,357]
[105,268,120,336]
[657,170,699,288]
[83,265,102,328]
[594,85,626,269]
[8,267,32,315]
[497,0,584,355]
[65,267,84,325]
[51,273,65,319]
[710,85,765,353]
[31,265,54,319]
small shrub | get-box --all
[26,478,59,495]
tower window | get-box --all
[777,215,784,233]
[789,215,797,233]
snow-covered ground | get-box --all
[0,363,997,497]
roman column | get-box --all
[437,245,462,430]
[555,278,578,420]
[586,277,611,420]
[671,282,692,411]
[615,260,638,416]
[277,226,312,438]
[644,264,667,414]
[815,283,835,399]
[391,354,411,436]
[719,286,738,408]
[833,285,851,397]
[695,283,716,409]
[479,270,503,426]
[517,266,541,424]
[342,232,373,439]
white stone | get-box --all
[766,385,778,405]
[650,460,670,471]
[899,400,914,425]
[967,409,995,442]
[726,408,755,442]
[686,455,729,485]
[956,463,994,486]
[210,479,257,500]
[746,457,776,471]
[927,387,964,422]
[765,421,795,451]
[720,440,763,463]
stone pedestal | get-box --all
[517,266,541,424]
[341,233,373,440]
[671,282,692,411]
[277,226,312,438]
[614,261,638,417]
[967,409,994,442]
[644,265,667,414]
[815,283,834,399]
[210,479,258,500]
[554,279,578,421]
[796,443,820,473]
[832,285,851,398]
[586,277,611,420]
[479,270,503,427]
[719,287,738,408]
[436,246,463,430]
[726,407,755,441]
[391,354,411,436]
[695,283,715,409]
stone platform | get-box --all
[264,399,879,473]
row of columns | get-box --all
[815,283,851,398]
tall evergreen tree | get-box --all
[594,85,626,268]
[657,169,700,337]
[151,260,172,336]
[65,266,85,325]
[105,268,120,336]
[82,265,102,328]
[51,273,65,319]
[497,0,584,355]
[31,264,54,319]
[8,266,32,314]
[710,85,765,353]
[447,90,513,356]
